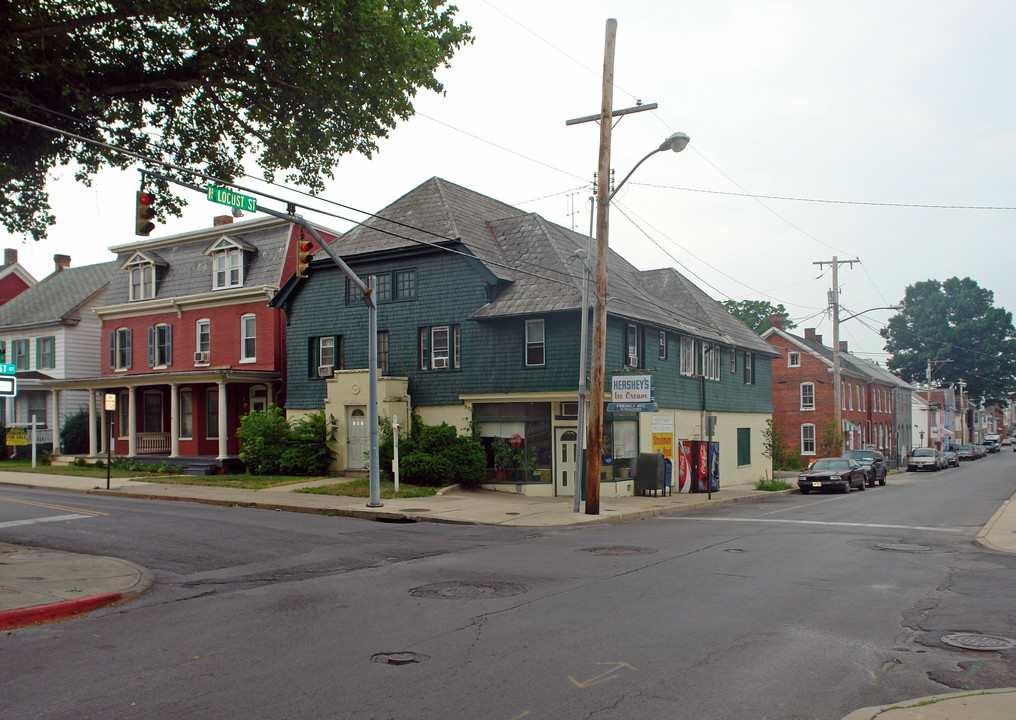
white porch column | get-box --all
[99,393,107,455]
[51,389,60,454]
[169,383,180,458]
[88,389,98,457]
[216,380,228,459]
[127,386,137,456]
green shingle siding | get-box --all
[283,251,773,415]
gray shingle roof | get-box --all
[776,329,911,387]
[104,224,292,304]
[331,177,776,354]
[0,261,117,330]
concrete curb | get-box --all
[840,687,1016,719]
[0,592,122,630]
[975,498,1011,553]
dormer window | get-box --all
[121,251,166,301]
[204,236,255,290]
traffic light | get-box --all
[135,191,156,236]
[296,240,313,278]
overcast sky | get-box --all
[5,0,1015,363]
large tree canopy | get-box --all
[720,299,797,334]
[0,0,472,240]
[881,277,1016,404]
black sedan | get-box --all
[842,449,888,486]
[799,458,867,494]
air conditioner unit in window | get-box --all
[194,351,209,363]
[432,357,448,369]
[317,364,334,378]
[628,355,639,368]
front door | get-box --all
[347,407,368,470]
[554,428,578,497]
[143,391,163,432]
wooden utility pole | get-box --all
[814,256,858,450]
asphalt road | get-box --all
[2,453,1014,720]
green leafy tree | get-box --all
[0,0,472,240]
[60,407,91,454]
[818,420,843,458]
[881,277,1016,404]
[720,300,796,333]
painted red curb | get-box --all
[0,592,123,630]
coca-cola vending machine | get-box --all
[678,440,719,493]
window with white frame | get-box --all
[680,336,695,376]
[195,319,210,363]
[240,314,256,362]
[802,424,816,455]
[730,346,736,373]
[743,351,755,385]
[847,383,853,410]
[431,326,450,368]
[206,388,219,439]
[149,323,172,367]
[318,336,335,369]
[213,248,243,289]
[37,336,55,369]
[801,382,815,410]
[626,324,639,367]
[119,390,129,438]
[179,388,193,439]
[109,328,132,370]
[788,351,800,367]
[250,385,268,413]
[13,338,28,370]
[525,319,545,366]
[129,264,156,301]
[659,330,667,360]
[378,331,389,374]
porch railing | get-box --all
[137,432,171,454]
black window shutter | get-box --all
[148,327,155,367]
[108,331,115,369]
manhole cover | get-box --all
[371,651,425,665]
[876,542,931,553]
[409,581,530,599]
[583,545,658,556]
[941,633,1016,651]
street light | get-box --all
[585,132,690,515]
[831,303,905,450]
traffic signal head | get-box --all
[135,191,156,236]
[296,240,314,278]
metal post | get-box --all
[393,415,400,494]
[584,18,617,516]
[367,274,382,508]
[107,417,112,490]
[573,207,592,513]
[31,414,36,468]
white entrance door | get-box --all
[554,428,578,497]
[347,407,368,470]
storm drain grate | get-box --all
[876,542,931,553]
[583,545,658,556]
[409,581,530,599]
[941,633,1016,651]
[372,652,425,665]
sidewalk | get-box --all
[2,468,1015,719]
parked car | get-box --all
[1001,438,1013,446]
[842,449,888,487]
[955,444,976,461]
[983,439,1000,453]
[798,458,867,494]
[974,445,986,458]
[944,450,959,468]
[908,447,944,472]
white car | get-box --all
[908,447,944,472]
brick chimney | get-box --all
[839,341,848,352]
[53,254,71,272]
[214,215,234,226]
[4,248,17,266]
[769,313,784,330]
[804,328,823,344]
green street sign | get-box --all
[206,185,257,213]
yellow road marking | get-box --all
[0,496,108,517]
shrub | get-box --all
[379,416,486,487]
[61,408,91,454]
[238,406,336,476]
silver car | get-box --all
[908,447,943,472]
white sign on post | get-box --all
[104,393,117,411]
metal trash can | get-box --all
[634,452,666,496]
